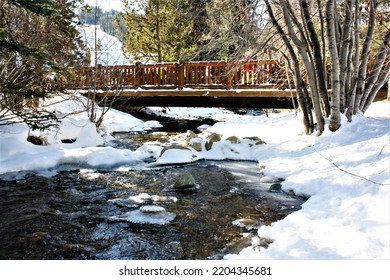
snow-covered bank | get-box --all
[0,95,153,175]
[0,95,389,259]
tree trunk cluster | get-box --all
[265,0,389,134]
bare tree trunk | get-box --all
[265,0,314,134]
[360,29,390,112]
[338,0,353,113]
[316,0,327,79]
[301,0,330,117]
[346,0,360,121]
[281,0,324,134]
[354,0,377,114]
[327,0,341,132]
[361,58,390,113]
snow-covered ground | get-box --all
[0,95,389,260]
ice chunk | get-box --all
[109,206,176,225]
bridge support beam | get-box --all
[96,95,297,109]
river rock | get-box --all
[205,133,222,151]
[226,136,241,144]
[260,176,284,184]
[184,130,203,152]
[187,138,203,152]
[186,130,198,139]
[144,120,163,129]
[232,218,262,230]
[27,135,48,145]
[269,183,282,192]
[172,171,199,192]
[197,124,211,132]
[244,136,266,145]
[109,193,153,208]
[159,144,191,157]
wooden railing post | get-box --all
[134,62,142,88]
[178,60,185,90]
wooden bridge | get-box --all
[69,59,387,109]
[69,60,298,108]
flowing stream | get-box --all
[0,113,306,260]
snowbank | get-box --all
[0,94,149,174]
[224,104,390,259]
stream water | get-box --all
[0,112,306,260]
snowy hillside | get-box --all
[79,24,132,66]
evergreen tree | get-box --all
[188,0,210,60]
[119,0,196,62]
[0,0,87,129]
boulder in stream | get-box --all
[269,183,282,192]
[187,138,203,152]
[205,132,222,151]
[226,136,241,144]
[172,171,199,192]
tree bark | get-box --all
[338,0,353,113]
[346,0,360,121]
[354,0,377,114]
[301,0,331,117]
[361,55,390,113]
[360,29,390,112]
[281,0,324,134]
[265,0,314,134]
[327,0,341,132]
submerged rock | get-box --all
[109,193,152,208]
[232,218,263,230]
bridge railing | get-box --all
[68,59,286,90]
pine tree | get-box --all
[0,0,87,129]
[120,0,196,62]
